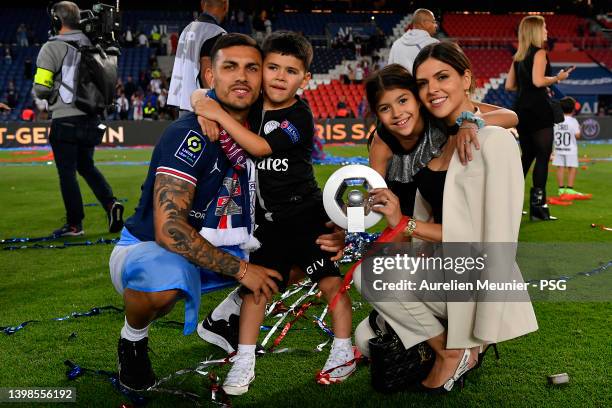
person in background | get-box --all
[132,92,144,120]
[17,24,29,47]
[354,62,364,84]
[123,75,137,102]
[505,15,575,221]
[137,31,148,47]
[124,26,134,47]
[143,100,157,120]
[553,96,590,198]
[33,1,124,236]
[388,8,439,74]
[168,0,228,114]
[116,91,130,120]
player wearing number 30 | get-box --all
[552,97,590,199]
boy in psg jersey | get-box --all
[192,31,355,394]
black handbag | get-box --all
[367,310,436,393]
[549,98,565,124]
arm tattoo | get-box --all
[153,174,241,276]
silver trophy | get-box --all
[322,165,387,233]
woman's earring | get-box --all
[465,89,470,96]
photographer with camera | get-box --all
[34,1,124,237]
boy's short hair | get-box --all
[210,33,261,65]
[560,96,576,114]
[262,31,313,72]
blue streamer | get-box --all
[1,306,123,335]
[3,237,119,250]
[312,155,369,166]
[84,198,128,207]
[64,360,147,405]
[526,260,612,284]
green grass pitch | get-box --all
[0,143,610,407]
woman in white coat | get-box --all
[354,42,538,393]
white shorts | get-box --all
[109,244,141,294]
[553,154,578,168]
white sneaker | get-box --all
[317,343,356,385]
[223,353,255,395]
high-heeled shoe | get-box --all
[418,349,472,394]
[473,343,500,370]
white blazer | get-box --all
[413,126,539,348]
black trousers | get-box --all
[49,115,115,225]
[518,126,554,190]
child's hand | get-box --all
[456,123,480,165]
[193,96,224,122]
[316,221,346,261]
[197,115,221,141]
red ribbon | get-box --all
[329,216,411,310]
[315,346,364,385]
[270,301,315,350]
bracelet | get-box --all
[403,218,417,238]
[237,261,249,281]
[456,111,485,130]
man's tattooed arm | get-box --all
[153,174,241,277]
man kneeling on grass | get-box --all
[107,34,283,391]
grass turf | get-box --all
[0,143,610,407]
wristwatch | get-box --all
[456,111,485,130]
[403,218,417,238]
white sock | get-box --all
[211,288,242,321]
[120,317,149,342]
[237,344,256,357]
[333,337,352,349]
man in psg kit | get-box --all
[192,31,355,394]
[108,34,283,392]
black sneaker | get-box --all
[198,313,266,355]
[108,201,125,233]
[117,337,156,391]
[52,223,84,237]
[197,312,239,354]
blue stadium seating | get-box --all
[482,86,517,109]
[0,46,40,121]
[274,13,401,36]
[0,9,49,45]
[311,47,355,74]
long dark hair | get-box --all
[413,41,475,93]
[364,64,419,113]
[364,64,425,148]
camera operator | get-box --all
[34,1,124,237]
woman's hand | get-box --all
[197,115,221,141]
[556,66,575,83]
[456,123,480,165]
[369,188,403,228]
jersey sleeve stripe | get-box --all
[156,166,198,186]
